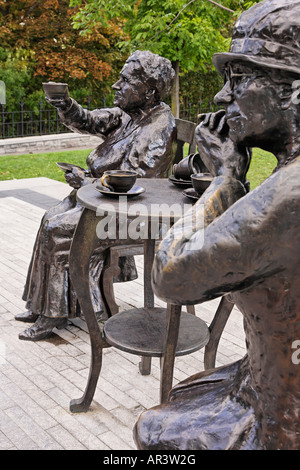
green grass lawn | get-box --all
[0,146,277,189]
[0,149,91,183]
[247,147,277,189]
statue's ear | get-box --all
[291,80,300,107]
[281,97,293,111]
[146,89,156,99]
[281,79,300,110]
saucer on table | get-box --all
[168,175,193,188]
[182,188,203,201]
[95,184,145,198]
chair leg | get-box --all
[186,305,195,315]
[138,238,156,375]
[204,296,234,370]
[139,357,152,375]
[100,249,121,317]
[160,304,182,403]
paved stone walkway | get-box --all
[0,177,246,450]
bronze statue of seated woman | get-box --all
[16,50,176,341]
[134,0,300,450]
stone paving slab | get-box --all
[0,177,246,450]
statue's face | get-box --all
[215,62,285,148]
[112,61,150,112]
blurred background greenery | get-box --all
[1,0,270,192]
[0,1,260,115]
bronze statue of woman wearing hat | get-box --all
[134,0,300,450]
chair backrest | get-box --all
[174,118,197,165]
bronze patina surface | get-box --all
[134,0,300,450]
[18,50,176,341]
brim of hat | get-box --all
[213,52,300,77]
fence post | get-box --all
[198,101,202,121]
[1,103,5,139]
[56,108,59,133]
[39,100,43,135]
[20,99,24,137]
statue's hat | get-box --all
[213,0,300,76]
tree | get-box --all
[0,0,128,109]
[69,0,251,116]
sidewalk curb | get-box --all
[0,133,103,156]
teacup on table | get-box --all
[191,173,213,194]
[42,82,69,99]
[100,170,138,193]
[173,154,203,180]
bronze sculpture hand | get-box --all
[64,167,87,189]
[45,89,72,111]
[196,109,251,185]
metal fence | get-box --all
[0,98,219,139]
[0,101,71,139]
[179,99,220,123]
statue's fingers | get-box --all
[217,114,229,134]
[209,110,226,130]
[72,167,80,176]
[198,113,211,126]
[45,97,65,108]
[198,113,206,122]
[64,172,72,183]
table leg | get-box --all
[139,238,155,376]
[69,208,108,413]
[160,304,182,403]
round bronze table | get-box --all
[69,178,210,413]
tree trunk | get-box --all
[171,60,180,118]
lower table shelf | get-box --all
[103,307,210,357]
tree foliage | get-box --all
[0,0,261,114]
[69,0,257,115]
[0,0,128,109]
[70,0,254,72]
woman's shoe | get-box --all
[18,316,67,342]
[15,311,39,323]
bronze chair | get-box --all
[174,117,197,163]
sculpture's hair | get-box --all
[126,50,175,99]
[256,66,300,110]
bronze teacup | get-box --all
[191,173,213,194]
[173,154,203,180]
[43,82,69,99]
[100,170,138,192]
